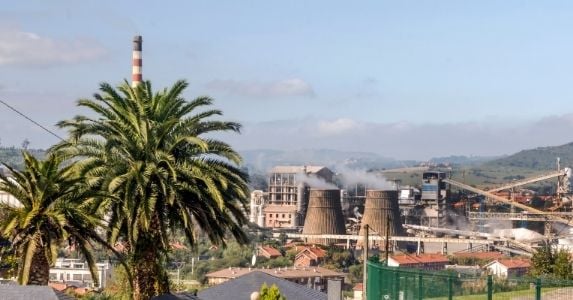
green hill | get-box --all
[484,142,573,170]
[0,147,45,170]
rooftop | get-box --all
[297,246,327,259]
[487,258,531,269]
[200,271,327,300]
[390,253,450,265]
[0,285,75,300]
[206,266,344,280]
[259,246,282,257]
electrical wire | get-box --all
[0,98,65,142]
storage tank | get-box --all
[358,190,403,247]
[302,189,346,244]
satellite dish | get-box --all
[252,254,257,266]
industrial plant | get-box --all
[249,164,573,257]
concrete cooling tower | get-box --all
[358,190,403,247]
[302,189,346,244]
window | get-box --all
[73,274,82,281]
[282,214,285,218]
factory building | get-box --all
[261,166,334,229]
[420,171,450,227]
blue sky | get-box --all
[1,1,573,159]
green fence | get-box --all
[366,260,573,300]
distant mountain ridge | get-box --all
[484,142,573,170]
[430,155,500,166]
[239,149,409,172]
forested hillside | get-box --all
[0,147,45,170]
[484,142,573,170]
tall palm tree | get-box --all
[54,80,250,299]
[0,152,112,285]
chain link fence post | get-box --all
[448,275,453,300]
[487,275,493,300]
[535,278,541,300]
[418,273,423,300]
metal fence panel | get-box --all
[366,260,573,300]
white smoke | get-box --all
[297,172,338,189]
[336,166,395,190]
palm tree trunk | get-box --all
[26,246,50,285]
[131,216,170,300]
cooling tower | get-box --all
[358,190,403,247]
[302,189,346,244]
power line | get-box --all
[0,98,65,142]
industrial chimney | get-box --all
[302,189,346,245]
[132,35,142,87]
[358,190,403,248]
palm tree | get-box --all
[0,152,112,285]
[54,80,250,299]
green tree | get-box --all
[530,242,554,277]
[55,80,249,299]
[553,249,573,280]
[259,283,286,300]
[0,152,113,285]
[348,264,363,284]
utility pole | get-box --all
[363,224,369,300]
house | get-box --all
[49,258,112,289]
[294,246,327,267]
[387,253,450,271]
[205,266,344,291]
[485,258,531,278]
[200,271,328,300]
[258,246,282,259]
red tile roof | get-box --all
[295,246,327,261]
[49,283,67,291]
[206,266,344,279]
[260,246,282,257]
[496,258,531,269]
[308,247,326,258]
[170,242,188,250]
[353,283,363,291]
[391,253,449,265]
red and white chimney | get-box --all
[132,35,142,87]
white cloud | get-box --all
[317,118,360,136]
[219,114,573,160]
[205,78,315,98]
[0,26,107,67]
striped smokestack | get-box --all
[132,35,142,87]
